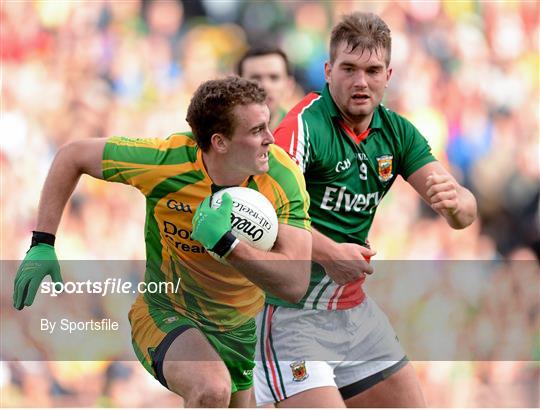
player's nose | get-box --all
[264,127,274,144]
[353,71,368,89]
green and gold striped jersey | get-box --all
[102,133,310,330]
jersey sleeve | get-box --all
[263,146,311,231]
[397,117,437,179]
[102,135,196,196]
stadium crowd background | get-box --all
[1,0,538,407]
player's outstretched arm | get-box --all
[192,193,311,303]
[407,161,477,229]
[35,138,107,234]
[312,229,375,285]
[13,138,108,310]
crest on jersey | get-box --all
[376,155,393,182]
[290,360,308,382]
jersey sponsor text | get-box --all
[320,186,381,214]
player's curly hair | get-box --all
[330,12,392,66]
[187,76,267,152]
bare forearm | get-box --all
[35,146,83,234]
[35,139,106,234]
[310,228,375,284]
[226,229,311,303]
[311,228,337,262]
[408,162,478,230]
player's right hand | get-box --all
[13,243,62,310]
[192,193,238,257]
[320,243,376,285]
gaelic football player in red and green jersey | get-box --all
[13,77,312,407]
[254,12,477,407]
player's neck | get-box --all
[202,151,247,187]
[341,113,372,136]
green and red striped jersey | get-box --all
[269,85,435,310]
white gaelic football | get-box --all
[209,187,278,262]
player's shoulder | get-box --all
[375,105,431,157]
[279,92,324,124]
[107,132,197,150]
[105,132,199,166]
[163,132,198,149]
[274,92,328,155]
[263,145,305,181]
[253,145,308,207]
[269,144,299,165]
[376,104,417,130]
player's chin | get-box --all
[350,105,373,116]
[258,163,270,174]
[253,160,270,174]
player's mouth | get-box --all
[351,93,370,104]
[258,152,269,161]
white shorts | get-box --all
[254,296,406,405]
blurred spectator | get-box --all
[236,45,295,130]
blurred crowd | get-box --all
[1,0,538,407]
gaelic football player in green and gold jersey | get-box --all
[13,77,311,407]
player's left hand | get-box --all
[320,242,375,285]
[192,193,238,257]
[13,243,62,310]
[426,172,460,216]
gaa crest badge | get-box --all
[376,155,393,182]
[290,360,308,382]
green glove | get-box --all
[13,243,62,310]
[192,193,239,257]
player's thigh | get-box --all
[129,298,207,387]
[344,362,425,408]
[255,359,343,406]
[333,297,423,408]
[255,305,349,406]
[212,318,257,399]
[334,297,411,400]
[162,327,231,401]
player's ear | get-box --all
[386,67,393,83]
[210,133,229,154]
[324,61,332,83]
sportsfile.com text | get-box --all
[40,278,181,297]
